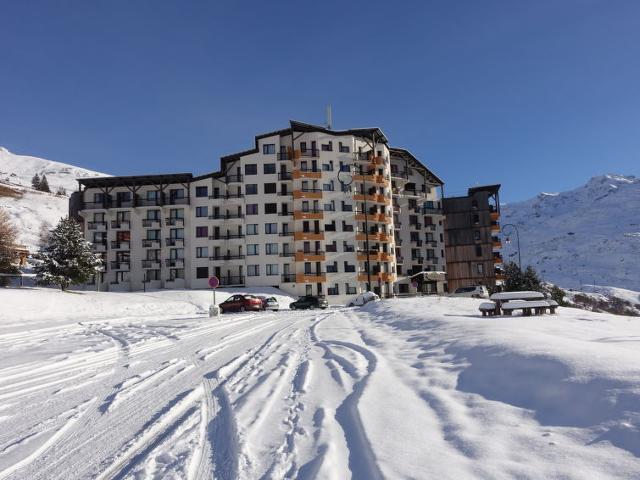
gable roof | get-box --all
[389,147,444,186]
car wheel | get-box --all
[239,306,245,312]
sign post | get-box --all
[208,276,220,317]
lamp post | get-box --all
[501,223,521,270]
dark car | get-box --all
[289,295,328,310]
[219,294,264,313]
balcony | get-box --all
[425,224,436,231]
[165,238,184,247]
[352,173,388,185]
[428,257,439,265]
[491,221,500,233]
[110,220,130,229]
[493,239,503,249]
[356,251,394,262]
[209,254,245,261]
[219,275,245,286]
[87,221,107,231]
[278,211,294,217]
[279,231,294,237]
[167,197,189,205]
[278,172,293,181]
[490,211,500,221]
[113,200,134,208]
[208,233,245,240]
[426,240,438,247]
[493,253,503,264]
[295,250,326,262]
[279,251,296,257]
[141,260,161,269]
[277,191,294,197]
[391,170,409,180]
[83,201,108,210]
[294,210,324,220]
[354,212,391,224]
[277,151,293,161]
[355,232,392,242]
[357,272,396,283]
[209,213,244,220]
[209,192,244,200]
[281,273,296,283]
[402,189,425,198]
[412,257,425,264]
[293,188,323,200]
[226,174,244,183]
[295,272,326,283]
[142,219,161,228]
[137,198,162,207]
[293,167,322,179]
[165,258,185,268]
[142,239,161,248]
[294,231,324,241]
[110,241,130,250]
[165,217,184,226]
[353,193,391,205]
[297,149,320,158]
[110,261,130,271]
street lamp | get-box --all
[501,223,521,270]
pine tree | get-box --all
[522,265,543,292]
[35,216,102,290]
[31,173,41,190]
[549,285,566,306]
[503,261,523,291]
[39,175,51,193]
[0,209,19,286]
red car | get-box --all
[219,294,264,313]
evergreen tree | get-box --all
[39,175,51,193]
[503,261,523,291]
[35,216,102,290]
[522,265,543,291]
[0,209,19,287]
[31,173,41,190]
[549,285,567,306]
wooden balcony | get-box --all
[296,273,326,283]
[352,174,388,185]
[494,256,503,265]
[294,210,324,220]
[295,251,326,262]
[293,189,323,200]
[491,223,500,233]
[357,272,396,283]
[356,251,394,262]
[493,240,502,248]
[490,211,500,221]
[294,231,325,241]
[356,232,392,242]
[293,169,322,179]
[353,193,390,205]
[354,213,391,224]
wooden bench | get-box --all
[546,300,558,314]
[502,300,551,316]
[479,302,499,316]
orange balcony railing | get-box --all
[293,169,322,179]
[356,251,394,262]
[357,272,396,283]
[296,273,326,283]
[355,232,392,242]
[354,213,392,224]
[295,251,326,262]
[294,210,324,220]
[294,231,325,241]
[293,189,323,200]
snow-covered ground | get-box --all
[0,289,639,479]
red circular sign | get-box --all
[208,276,219,288]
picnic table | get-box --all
[479,291,557,316]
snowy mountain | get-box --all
[501,174,640,291]
[0,147,107,250]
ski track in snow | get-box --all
[1,300,640,479]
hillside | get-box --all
[501,174,640,291]
[0,147,107,250]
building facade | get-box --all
[70,121,446,304]
[442,185,504,293]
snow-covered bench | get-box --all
[502,300,551,316]
[479,302,499,316]
[546,300,558,314]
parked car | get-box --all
[289,295,328,310]
[450,286,489,299]
[346,291,380,307]
[219,294,264,313]
[262,297,279,311]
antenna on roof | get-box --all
[326,104,332,130]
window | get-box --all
[477,263,484,274]
[196,267,208,279]
[327,284,339,295]
[326,262,338,273]
[325,221,336,232]
[246,184,258,195]
[264,183,277,194]
[323,181,334,191]
[248,265,260,276]
[345,284,356,294]
[473,214,480,224]
[247,224,258,235]
[265,223,278,234]
[196,226,208,238]
[195,186,208,197]
[262,144,276,154]
[474,230,481,241]
[247,244,259,256]
[196,247,208,258]
[344,262,356,273]
[343,242,355,253]
[475,245,483,257]
[266,243,278,255]
[326,241,337,253]
[246,204,258,215]
[324,201,335,211]
[245,164,257,175]
[264,163,276,174]
[264,203,277,214]
[321,141,332,151]
[339,142,350,153]
[266,264,279,276]
[196,206,208,217]
[341,201,353,212]
[342,221,354,232]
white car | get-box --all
[262,296,279,311]
[450,286,489,299]
[346,291,380,307]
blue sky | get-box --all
[1,0,639,202]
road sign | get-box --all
[208,276,219,288]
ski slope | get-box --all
[0,290,639,479]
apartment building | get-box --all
[70,120,446,304]
[442,184,504,292]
